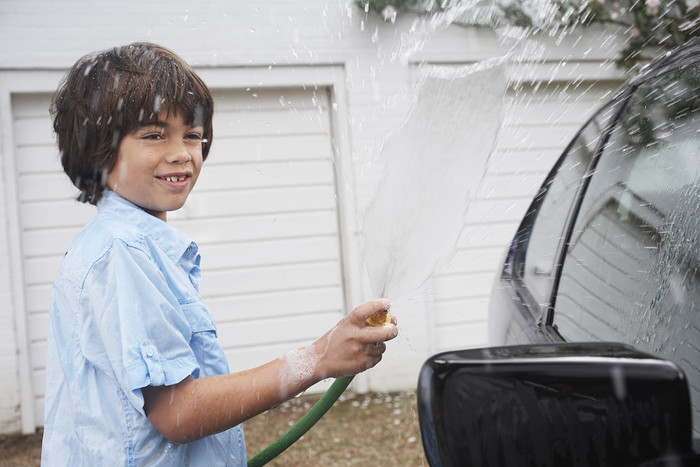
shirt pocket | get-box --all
[180,301,229,377]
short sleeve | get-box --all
[79,239,200,414]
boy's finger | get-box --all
[360,323,399,344]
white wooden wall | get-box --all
[0,0,626,433]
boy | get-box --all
[42,42,397,466]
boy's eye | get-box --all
[186,132,203,140]
[142,133,163,140]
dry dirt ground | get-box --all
[0,390,426,466]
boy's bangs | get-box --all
[128,61,210,130]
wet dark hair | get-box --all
[50,42,214,205]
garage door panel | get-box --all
[21,199,94,230]
[214,108,330,137]
[214,88,328,111]
[497,123,581,150]
[11,94,51,117]
[28,313,49,342]
[439,246,505,276]
[16,145,62,175]
[24,257,61,286]
[207,134,331,165]
[457,222,519,249]
[217,311,340,349]
[22,228,80,258]
[31,371,45,402]
[13,116,55,146]
[225,346,337,394]
[30,341,46,371]
[431,272,496,301]
[434,321,488,353]
[491,148,561,174]
[466,198,532,224]
[195,160,334,191]
[19,172,80,202]
[203,236,339,270]
[433,297,488,326]
[505,84,613,126]
[207,286,343,323]
[200,261,342,298]
[25,285,52,314]
[172,211,338,244]
[178,185,336,220]
[477,172,547,199]
[226,345,309,375]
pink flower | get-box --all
[629,26,640,37]
[646,0,660,15]
[381,5,397,23]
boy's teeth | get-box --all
[165,176,186,182]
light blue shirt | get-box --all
[42,190,246,466]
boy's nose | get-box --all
[166,140,192,163]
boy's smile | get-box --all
[106,110,204,221]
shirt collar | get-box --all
[98,190,197,264]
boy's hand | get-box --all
[313,299,398,379]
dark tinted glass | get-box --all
[554,64,700,436]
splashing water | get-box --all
[360,61,508,301]
[351,0,554,309]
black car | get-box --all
[418,38,700,467]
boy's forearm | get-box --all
[143,299,397,444]
[143,355,320,444]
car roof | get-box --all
[626,37,700,90]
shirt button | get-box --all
[146,346,155,357]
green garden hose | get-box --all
[247,376,354,467]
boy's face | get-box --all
[106,110,204,221]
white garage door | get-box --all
[11,86,345,427]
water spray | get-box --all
[246,63,506,465]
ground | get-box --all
[0,390,426,466]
